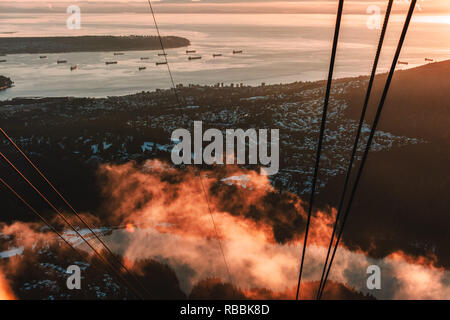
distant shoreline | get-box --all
[0,76,13,91]
[0,35,190,55]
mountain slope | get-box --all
[344,59,450,144]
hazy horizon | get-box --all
[1,0,450,15]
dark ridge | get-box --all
[0,35,190,54]
[344,59,450,144]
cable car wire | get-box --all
[317,0,417,299]
[0,127,152,298]
[145,1,233,284]
[0,151,144,299]
[199,172,233,283]
[0,177,126,287]
[316,0,394,299]
[147,0,181,105]
[295,0,345,300]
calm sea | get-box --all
[0,12,449,99]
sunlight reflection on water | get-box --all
[0,13,449,99]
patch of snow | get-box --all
[141,142,154,152]
[91,144,99,154]
[0,246,24,258]
[103,142,112,150]
[220,175,250,188]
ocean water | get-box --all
[0,12,449,99]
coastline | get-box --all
[0,76,13,91]
[0,59,443,100]
[0,35,190,55]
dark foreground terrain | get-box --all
[0,60,448,299]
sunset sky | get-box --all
[1,0,449,14]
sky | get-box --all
[1,1,449,15]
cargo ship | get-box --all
[233,50,243,54]
[188,56,202,60]
[105,61,118,65]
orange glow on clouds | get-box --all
[0,160,448,299]
[96,160,450,299]
[125,223,136,233]
[0,271,16,300]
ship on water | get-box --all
[213,54,222,57]
[156,61,167,65]
[139,67,146,71]
[233,50,243,54]
[425,58,434,62]
[0,60,6,63]
[158,53,167,56]
[398,61,409,65]
[105,61,118,65]
[186,50,196,54]
[39,56,47,59]
[57,60,67,64]
[140,57,150,60]
[114,52,124,56]
[70,65,77,71]
[188,56,202,60]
